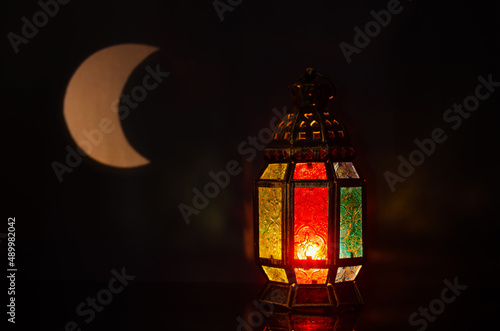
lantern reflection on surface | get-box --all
[254,303,363,331]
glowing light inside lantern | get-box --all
[294,187,328,261]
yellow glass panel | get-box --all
[261,163,288,180]
[258,187,282,260]
[335,265,362,283]
[334,162,359,179]
[262,266,289,283]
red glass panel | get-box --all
[293,163,327,180]
[294,287,330,305]
[294,187,328,260]
[291,315,335,330]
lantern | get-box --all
[254,68,366,310]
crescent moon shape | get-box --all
[64,43,159,168]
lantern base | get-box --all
[263,308,363,330]
[331,281,364,308]
[258,281,363,312]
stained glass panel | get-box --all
[261,163,288,180]
[294,287,330,305]
[262,266,289,283]
[258,187,283,260]
[334,162,359,179]
[335,265,362,283]
[294,187,328,260]
[293,162,327,180]
[339,187,363,259]
[294,268,329,284]
[261,285,289,305]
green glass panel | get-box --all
[339,187,363,259]
[335,265,362,283]
[262,266,289,283]
[258,187,282,260]
[261,163,288,180]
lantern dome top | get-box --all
[289,68,334,108]
[264,68,356,162]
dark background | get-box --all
[2,0,499,330]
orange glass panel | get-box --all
[294,187,328,260]
[293,163,327,180]
[295,268,329,284]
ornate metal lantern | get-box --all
[254,68,366,310]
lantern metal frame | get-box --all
[253,69,367,311]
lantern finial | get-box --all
[303,67,316,82]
